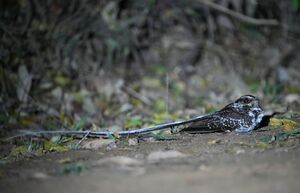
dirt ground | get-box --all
[2,1,300,193]
[1,127,300,193]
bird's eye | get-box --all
[237,98,251,104]
[243,98,250,103]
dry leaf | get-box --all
[80,139,115,150]
[147,150,187,162]
[95,156,143,167]
[269,118,299,131]
[208,139,221,145]
[17,65,32,103]
[128,138,138,146]
[112,133,121,139]
[30,172,49,180]
[57,158,72,164]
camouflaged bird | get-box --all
[16,95,264,139]
[180,95,264,133]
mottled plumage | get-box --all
[181,95,264,133]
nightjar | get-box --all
[181,95,264,133]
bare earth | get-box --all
[1,128,300,193]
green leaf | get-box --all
[275,128,300,140]
[149,112,173,124]
[142,77,161,88]
[151,64,167,75]
[291,0,299,10]
[260,128,300,143]
[50,136,74,144]
[147,130,174,140]
[50,135,62,143]
[106,133,117,140]
[43,140,69,152]
[10,145,27,156]
[54,76,70,87]
[72,116,87,131]
[153,99,166,112]
[125,116,143,128]
[249,81,259,92]
[61,162,88,175]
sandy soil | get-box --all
[1,127,300,193]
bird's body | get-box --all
[181,95,264,133]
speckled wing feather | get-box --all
[180,105,253,133]
[179,115,225,133]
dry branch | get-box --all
[198,0,279,26]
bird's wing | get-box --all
[180,106,250,134]
[180,115,225,134]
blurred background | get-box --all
[1,0,300,133]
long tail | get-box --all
[9,115,208,139]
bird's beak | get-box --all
[257,100,263,109]
[251,100,261,109]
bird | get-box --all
[14,95,264,139]
[180,95,264,133]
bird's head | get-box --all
[234,95,262,109]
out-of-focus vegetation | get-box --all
[0,0,300,139]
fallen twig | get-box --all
[75,131,91,148]
[123,86,152,106]
[197,0,279,26]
